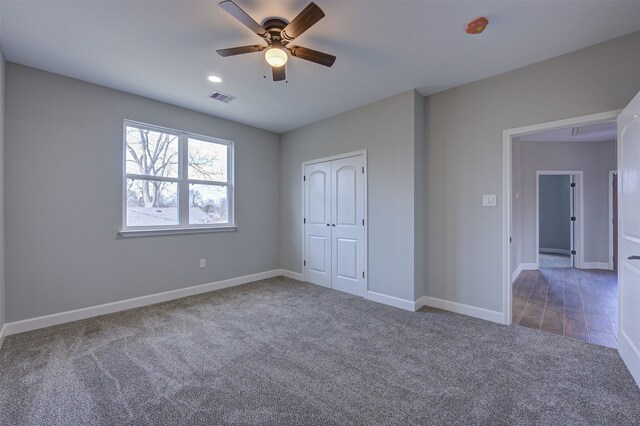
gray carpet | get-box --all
[1,277,639,425]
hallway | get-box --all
[513,268,618,348]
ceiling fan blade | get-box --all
[288,46,336,67]
[272,66,286,81]
[281,2,325,41]
[216,44,265,57]
[219,0,268,38]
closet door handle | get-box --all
[326,223,330,226]
[332,224,336,227]
[628,256,640,260]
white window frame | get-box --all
[119,120,236,237]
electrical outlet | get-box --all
[482,194,497,207]
[199,259,206,269]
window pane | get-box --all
[126,179,178,227]
[188,138,227,182]
[125,126,179,178]
[189,184,228,224]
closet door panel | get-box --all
[336,166,357,226]
[331,156,365,296]
[304,162,332,287]
[336,238,358,279]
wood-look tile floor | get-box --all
[513,268,618,348]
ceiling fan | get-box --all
[216,0,336,82]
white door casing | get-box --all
[331,156,366,297]
[502,110,621,325]
[304,162,332,288]
[618,91,640,386]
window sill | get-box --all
[118,226,237,238]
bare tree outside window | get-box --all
[188,138,228,224]
[123,123,233,229]
[188,138,227,182]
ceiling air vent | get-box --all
[209,91,236,104]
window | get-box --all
[122,121,234,235]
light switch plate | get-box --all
[483,194,497,207]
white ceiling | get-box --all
[517,121,617,143]
[1,1,640,134]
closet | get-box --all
[303,153,366,297]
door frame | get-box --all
[301,150,368,294]
[535,171,583,269]
[609,170,617,271]
[502,110,621,325]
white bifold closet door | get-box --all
[304,162,332,288]
[304,154,365,297]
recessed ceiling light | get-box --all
[208,75,223,83]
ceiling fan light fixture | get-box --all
[216,1,334,81]
[265,47,288,67]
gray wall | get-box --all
[4,64,280,322]
[424,31,640,312]
[538,175,571,253]
[513,140,616,267]
[4,31,640,324]
[0,50,5,330]
[280,90,421,301]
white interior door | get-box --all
[570,175,576,267]
[617,91,640,386]
[330,156,366,296]
[304,162,332,288]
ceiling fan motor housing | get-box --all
[262,18,289,42]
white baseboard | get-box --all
[619,329,640,387]
[284,274,415,313]
[512,263,538,282]
[581,262,612,270]
[414,295,504,324]
[512,264,524,283]
[539,248,571,255]
[4,269,283,336]
[0,325,6,351]
[366,291,415,311]
[279,269,304,281]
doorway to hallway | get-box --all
[506,115,619,348]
